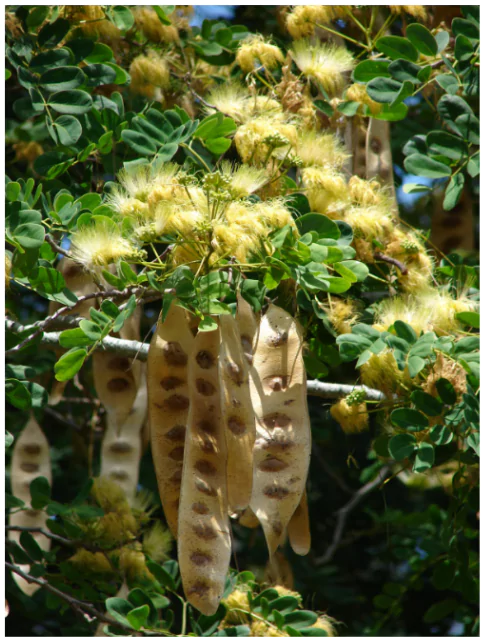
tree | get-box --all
[5,5,479,637]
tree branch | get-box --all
[374,252,408,275]
[5,318,388,401]
[5,561,129,633]
[6,525,74,547]
[45,235,72,259]
[316,465,392,566]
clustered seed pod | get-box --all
[249,304,311,557]
[9,414,52,595]
[178,326,232,615]
[147,302,194,537]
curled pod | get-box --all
[147,302,194,537]
[219,313,256,513]
[9,414,52,595]
[287,488,310,556]
[48,258,97,405]
[249,304,311,557]
[178,325,232,616]
[100,364,148,504]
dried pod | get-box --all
[287,488,310,556]
[219,313,256,513]
[100,364,148,503]
[147,302,194,537]
[238,506,260,529]
[178,326,232,616]
[235,291,259,366]
[249,304,311,556]
[9,414,52,595]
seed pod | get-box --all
[9,414,52,595]
[178,326,232,616]
[238,506,260,529]
[249,304,311,557]
[219,313,256,513]
[100,364,148,503]
[287,488,310,556]
[48,258,97,405]
[235,291,259,367]
[147,302,194,537]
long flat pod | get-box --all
[249,304,311,557]
[9,414,52,595]
[100,364,148,503]
[147,302,194,537]
[178,326,231,616]
[219,313,256,513]
[287,488,311,556]
[235,291,260,366]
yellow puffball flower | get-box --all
[234,118,297,164]
[343,205,394,241]
[222,589,251,625]
[70,548,113,573]
[302,166,349,214]
[70,219,140,269]
[423,353,467,401]
[331,398,369,434]
[360,350,407,397]
[119,544,155,584]
[290,40,355,95]
[389,5,428,21]
[286,6,350,38]
[296,130,349,169]
[325,297,360,334]
[142,521,173,563]
[129,51,170,98]
[220,162,269,198]
[92,477,131,514]
[236,34,284,72]
[345,83,382,115]
[134,7,179,42]
[250,620,288,637]
[312,615,338,637]
[348,176,386,207]
[205,82,250,121]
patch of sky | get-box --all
[191,5,237,27]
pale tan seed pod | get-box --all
[9,414,52,595]
[219,313,256,513]
[249,304,311,557]
[48,258,97,405]
[287,489,311,556]
[100,364,148,503]
[147,302,194,537]
[178,326,232,616]
[238,506,260,529]
[235,291,259,366]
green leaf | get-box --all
[30,476,51,509]
[79,319,103,341]
[153,5,174,25]
[105,598,134,627]
[6,379,31,410]
[388,59,422,84]
[413,442,435,472]
[54,348,88,382]
[435,31,450,53]
[85,42,114,64]
[38,18,70,48]
[404,154,452,178]
[406,24,438,56]
[283,611,318,629]
[20,531,44,561]
[352,59,391,82]
[437,95,474,136]
[83,63,117,87]
[391,80,414,107]
[205,137,231,154]
[110,6,135,31]
[40,66,85,92]
[370,102,408,121]
[393,321,417,344]
[456,113,480,144]
[27,6,50,28]
[366,77,402,103]
[427,130,468,161]
[443,173,465,211]
[452,16,480,40]
[455,33,475,62]
[423,598,458,623]
[47,115,82,146]
[296,214,340,239]
[59,328,92,348]
[313,99,334,116]
[391,408,429,432]
[14,223,45,249]
[127,605,150,631]
[199,316,218,331]
[48,89,93,115]
[407,355,426,377]
[6,431,14,448]
[376,36,418,62]
[468,152,480,178]
[146,559,177,590]
[122,130,158,155]
[388,433,417,460]
[432,561,457,590]
[6,182,21,202]
[456,311,480,328]
[411,390,443,416]
[337,101,359,116]
[435,378,457,405]
[430,425,453,446]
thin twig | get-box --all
[316,465,392,566]
[6,526,74,547]
[5,561,129,633]
[374,252,408,275]
[184,72,219,110]
[45,235,71,258]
